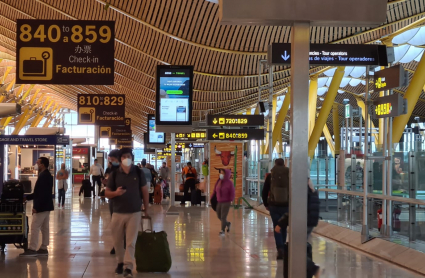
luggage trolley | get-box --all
[0,180,29,252]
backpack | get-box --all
[268,165,290,207]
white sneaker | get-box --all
[219,231,225,236]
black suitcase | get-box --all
[82,180,92,198]
[20,180,32,193]
[191,189,202,206]
[1,180,24,203]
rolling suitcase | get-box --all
[154,185,162,204]
[135,216,172,273]
[191,188,202,206]
[82,180,92,198]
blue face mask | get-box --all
[111,161,120,167]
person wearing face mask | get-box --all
[105,148,149,277]
[211,169,235,236]
[20,157,54,257]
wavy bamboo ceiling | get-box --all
[0,0,425,141]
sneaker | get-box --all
[123,269,133,277]
[219,231,225,236]
[19,249,38,257]
[226,222,231,233]
[115,263,124,275]
[37,249,48,256]
[110,247,115,255]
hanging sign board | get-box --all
[164,143,185,152]
[206,114,264,126]
[147,114,165,144]
[268,43,389,66]
[345,104,351,119]
[143,133,156,154]
[175,132,206,140]
[99,126,132,138]
[124,118,131,127]
[207,129,264,141]
[16,19,114,85]
[109,136,132,146]
[373,65,409,92]
[155,65,193,132]
[0,135,69,145]
[188,143,204,148]
[372,94,408,119]
[77,94,125,125]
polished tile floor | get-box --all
[1,188,424,278]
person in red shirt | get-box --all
[181,162,197,205]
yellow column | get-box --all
[31,97,51,128]
[355,97,379,144]
[393,53,425,143]
[332,103,341,155]
[1,66,13,84]
[308,75,318,138]
[246,108,252,115]
[323,124,335,157]
[13,91,43,135]
[265,94,279,153]
[266,91,291,154]
[0,85,34,130]
[308,66,345,159]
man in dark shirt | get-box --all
[20,157,54,257]
[105,148,149,278]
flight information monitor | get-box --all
[147,114,165,144]
[156,65,193,128]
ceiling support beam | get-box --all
[355,97,379,144]
[393,52,425,144]
[323,124,335,157]
[308,66,345,159]
[265,94,279,153]
[13,90,43,135]
[266,91,291,155]
[30,97,51,128]
[308,75,318,138]
[0,85,34,130]
[332,103,341,155]
[1,66,12,84]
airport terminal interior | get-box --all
[2,0,425,277]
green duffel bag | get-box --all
[135,216,172,273]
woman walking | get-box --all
[212,169,235,235]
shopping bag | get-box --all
[135,216,172,272]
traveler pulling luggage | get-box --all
[79,177,92,198]
[135,216,172,273]
[191,184,202,206]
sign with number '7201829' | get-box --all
[16,19,114,85]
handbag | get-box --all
[211,194,218,211]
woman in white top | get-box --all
[56,163,69,208]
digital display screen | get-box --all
[156,65,193,126]
[147,114,165,144]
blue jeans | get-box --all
[269,205,289,250]
[58,188,65,206]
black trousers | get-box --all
[92,175,102,196]
[181,179,196,204]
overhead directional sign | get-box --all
[373,65,409,92]
[16,19,114,85]
[164,143,185,152]
[268,43,389,66]
[207,129,264,141]
[99,126,131,138]
[175,132,206,140]
[77,94,125,125]
[206,114,264,126]
[188,143,204,148]
[373,94,407,119]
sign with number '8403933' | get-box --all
[16,19,114,85]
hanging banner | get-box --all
[16,19,115,85]
[77,94,125,125]
[209,142,243,202]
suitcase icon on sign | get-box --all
[101,128,110,137]
[79,108,95,123]
[22,51,51,77]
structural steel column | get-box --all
[246,108,252,115]
[332,103,341,154]
[267,91,291,154]
[1,85,34,130]
[392,53,425,144]
[0,78,15,103]
[31,97,51,128]
[0,66,12,84]
[289,21,309,278]
[265,92,278,154]
[308,66,345,159]
[308,75,318,138]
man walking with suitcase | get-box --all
[105,148,149,277]
[20,157,54,257]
